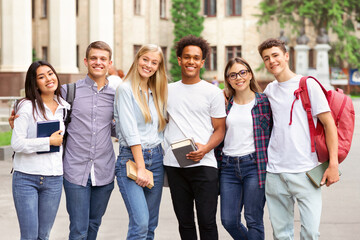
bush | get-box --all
[0,131,12,146]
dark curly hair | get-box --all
[175,35,210,60]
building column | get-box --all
[49,0,78,73]
[0,0,32,72]
[294,45,310,76]
[89,0,114,60]
[315,44,332,89]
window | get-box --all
[134,45,141,57]
[226,0,242,16]
[205,47,217,71]
[309,48,315,69]
[41,0,47,18]
[134,0,141,15]
[42,47,48,62]
[226,46,241,62]
[76,45,80,68]
[204,0,216,17]
[76,0,79,16]
[32,0,35,19]
[161,46,167,65]
[289,47,295,71]
[160,0,166,19]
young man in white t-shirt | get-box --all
[163,35,226,240]
[258,38,339,240]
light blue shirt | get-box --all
[114,81,163,149]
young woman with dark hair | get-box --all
[11,61,70,239]
[219,57,272,240]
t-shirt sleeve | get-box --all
[307,79,330,116]
[210,90,226,118]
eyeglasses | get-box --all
[228,70,250,80]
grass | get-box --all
[0,131,12,146]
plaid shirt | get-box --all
[216,92,272,188]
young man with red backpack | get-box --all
[258,38,339,240]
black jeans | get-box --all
[165,166,219,240]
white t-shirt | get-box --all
[163,80,226,168]
[107,75,123,90]
[264,75,330,173]
[12,98,70,176]
[223,99,255,156]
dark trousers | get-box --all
[165,166,219,240]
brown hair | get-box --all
[224,57,261,99]
[258,38,287,57]
[85,41,112,60]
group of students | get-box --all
[10,34,339,240]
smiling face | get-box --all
[261,46,289,78]
[137,51,161,81]
[36,65,58,96]
[177,45,204,82]
[84,48,112,81]
[227,63,252,94]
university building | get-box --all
[1,0,359,96]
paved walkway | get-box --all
[0,100,359,239]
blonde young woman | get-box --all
[114,44,168,240]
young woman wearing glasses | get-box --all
[219,57,272,240]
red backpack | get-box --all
[290,76,355,163]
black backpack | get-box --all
[63,83,76,153]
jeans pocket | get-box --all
[220,159,229,170]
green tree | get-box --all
[170,0,204,81]
[257,0,360,68]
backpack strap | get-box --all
[66,82,76,108]
[298,76,317,153]
[64,83,76,125]
[289,76,326,153]
[63,82,76,156]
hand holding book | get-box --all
[171,137,198,167]
[136,167,152,188]
[126,160,154,189]
[49,130,63,146]
[37,120,61,154]
[186,142,207,162]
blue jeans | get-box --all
[12,171,63,240]
[220,153,265,240]
[63,177,114,240]
[115,144,164,240]
[265,172,321,240]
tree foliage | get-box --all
[257,0,360,68]
[170,0,204,81]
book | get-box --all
[37,120,60,154]
[306,161,342,188]
[171,138,198,168]
[126,160,154,189]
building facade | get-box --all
[1,0,359,96]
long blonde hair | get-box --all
[124,44,168,131]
